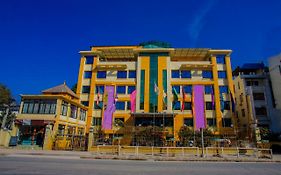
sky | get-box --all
[0,0,281,102]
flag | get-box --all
[102,86,115,130]
[181,86,186,112]
[130,90,137,113]
[193,85,206,130]
[154,82,159,95]
[229,90,235,113]
[172,87,179,110]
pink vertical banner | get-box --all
[130,90,136,113]
[102,86,115,130]
[193,85,206,130]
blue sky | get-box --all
[0,0,281,102]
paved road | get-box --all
[0,156,280,175]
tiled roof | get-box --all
[42,83,78,98]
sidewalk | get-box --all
[0,147,280,162]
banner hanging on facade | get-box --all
[193,85,206,130]
[102,86,115,130]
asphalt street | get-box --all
[0,156,280,175]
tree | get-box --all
[178,126,194,146]
[0,84,16,130]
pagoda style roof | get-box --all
[42,83,78,99]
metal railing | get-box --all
[91,145,272,159]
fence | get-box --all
[90,145,272,159]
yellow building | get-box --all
[16,83,87,150]
[76,43,235,146]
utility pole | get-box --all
[201,128,205,157]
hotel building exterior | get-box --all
[76,43,235,145]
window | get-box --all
[116,86,126,94]
[222,118,232,127]
[97,71,106,78]
[253,93,265,100]
[82,86,90,93]
[127,86,135,94]
[202,71,213,79]
[92,117,101,126]
[85,56,94,64]
[218,71,227,79]
[70,105,77,119]
[61,101,68,116]
[224,101,230,110]
[57,124,65,136]
[172,85,180,94]
[205,85,213,94]
[129,70,136,78]
[173,101,181,110]
[127,101,131,110]
[255,107,267,116]
[22,99,56,114]
[219,86,228,94]
[94,101,103,109]
[81,101,89,106]
[95,85,104,94]
[216,55,225,64]
[184,118,193,127]
[80,109,86,121]
[115,101,125,110]
[171,70,180,78]
[184,102,192,110]
[117,71,127,78]
[247,81,259,86]
[183,86,192,94]
[206,102,214,110]
[84,71,92,79]
[181,70,191,78]
[207,118,216,127]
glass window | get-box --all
[202,71,213,78]
[171,70,180,78]
[94,101,103,109]
[183,85,192,94]
[181,70,191,78]
[184,118,193,127]
[172,86,180,94]
[92,118,102,126]
[127,101,131,110]
[173,101,181,110]
[206,102,214,110]
[218,71,227,79]
[224,101,230,110]
[85,56,94,64]
[81,101,89,106]
[219,86,229,94]
[205,85,213,94]
[127,86,135,94]
[84,71,92,79]
[216,55,225,64]
[253,93,265,100]
[80,109,86,121]
[97,71,106,78]
[129,70,136,78]
[255,107,267,115]
[184,102,192,110]
[95,85,104,94]
[117,71,127,78]
[61,101,68,116]
[116,86,126,94]
[222,118,232,127]
[70,105,77,119]
[207,118,216,127]
[82,86,90,93]
[115,101,125,110]
[140,70,145,110]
